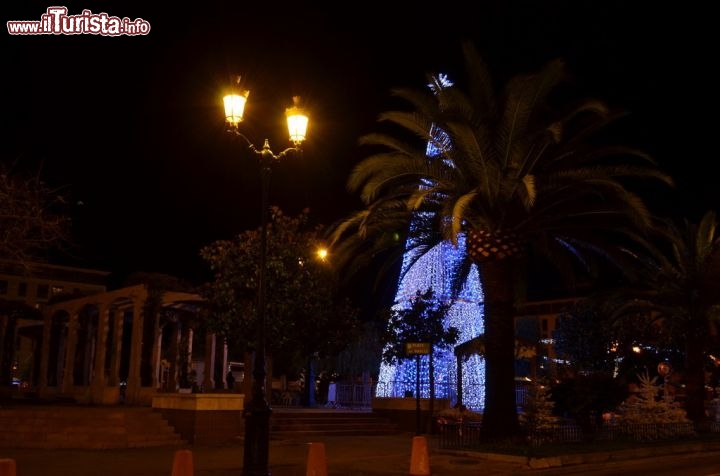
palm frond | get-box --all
[498,58,566,169]
[696,210,719,263]
[460,40,496,116]
[520,174,536,209]
[450,192,477,244]
[377,110,435,144]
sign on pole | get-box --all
[404,342,431,435]
[405,342,431,356]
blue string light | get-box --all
[376,74,486,410]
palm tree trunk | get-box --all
[478,259,519,439]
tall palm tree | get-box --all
[329,41,674,438]
[615,211,720,425]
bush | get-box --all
[552,372,627,433]
[436,405,483,424]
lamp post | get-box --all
[658,361,673,402]
[223,78,308,476]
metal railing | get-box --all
[438,420,704,449]
[373,380,455,400]
[374,380,530,411]
[437,421,485,448]
[595,422,697,442]
[328,382,374,408]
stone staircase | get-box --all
[0,404,400,449]
[0,404,186,449]
[270,409,400,440]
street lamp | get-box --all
[223,77,308,476]
[315,246,329,262]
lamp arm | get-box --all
[275,146,302,160]
[227,128,260,154]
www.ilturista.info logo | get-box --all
[7,7,151,36]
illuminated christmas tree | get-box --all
[375,74,486,410]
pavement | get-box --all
[5,429,720,475]
[0,432,532,476]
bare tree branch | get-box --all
[0,163,71,266]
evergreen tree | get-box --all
[615,370,694,440]
[522,377,558,443]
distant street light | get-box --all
[222,76,308,476]
[316,246,328,262]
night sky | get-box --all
[2,2,712,288]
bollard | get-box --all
[409,435,430,476]
[171,449,194,476]
[306,442,328,476]
[0,459,16,476]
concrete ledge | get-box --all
[372,397,451,433]
[151,393,244,411]
[372,397,450,411]
[151,394,245,444]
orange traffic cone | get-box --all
[171,449,194,476]
[0,459,16,476]
[306,442,328,476]
[409,435,430,476]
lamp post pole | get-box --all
[222,80,308,476]
[242,142,273,476]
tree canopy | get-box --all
[200,206,361,375]
[380,287,459,365]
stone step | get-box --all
[269,409,399,439]
[0,405,400,448]
[0,405,186,449]
[270,426,399,439]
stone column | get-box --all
[150,305,163,391]
[155,330,163,389]
[90,304,110,403]
[222,338,229,389]
[108,308,124,388]
[170,321,181,391]
[187,328,194,363]
[203,332,216,391]
[37,310,54,398]
[61,310,79,395]
[126,299,144,403]
[186,327,195,389]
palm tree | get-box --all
[329,41,673,438]
[616,211,720,425]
